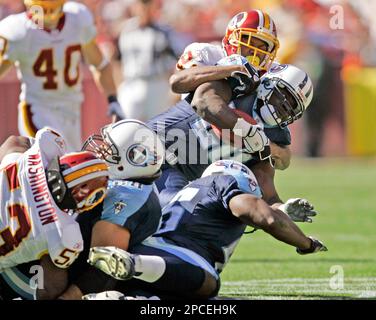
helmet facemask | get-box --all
[83,120,165,182]
[229,28,279,71]
[82,130,120,165]
[256,78,303,128]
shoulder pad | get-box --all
[0,13,28,42]
[177,42,224,70]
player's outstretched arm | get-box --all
[170,64,246,94]
[251,160,283,206]
[82,40,123,122]
[229,193,326,254]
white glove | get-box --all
[232,118,269,153]
[296,236,328,255]
[82,291,160,300]
[279,198,317,223]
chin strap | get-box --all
[46,156,77,210]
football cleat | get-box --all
[88,246,136,280]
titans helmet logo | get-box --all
[269,64,288,74]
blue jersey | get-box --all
[148,96,290,181]
[145,173,261,277]
[69,180,162,286]
[100,180,162,248]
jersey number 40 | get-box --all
[33,45,82,90]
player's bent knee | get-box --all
[194,270,220,299]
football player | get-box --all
[0,0,122,151]
[171,9,280,92]
[169,10,291,169]
[52,120,165,299]
[149,63,314,208]
[0,127,109,299]
[0,120,164,300]
[87,160,326,300]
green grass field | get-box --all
[219,158,376,299]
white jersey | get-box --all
[176,42,225,70]
[0,128,84,270]
[0,1,96,107]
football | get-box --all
[211,109,258,146]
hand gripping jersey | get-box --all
[0,1,96,107]
[143,172,262,278]
[0,128,83,271]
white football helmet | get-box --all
[255,64,314,128]
[202,160,257,182]
[82,120,165,181]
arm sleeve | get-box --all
[216,175,262,212]
[100,184,153,232]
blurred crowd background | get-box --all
[1,0,375,157]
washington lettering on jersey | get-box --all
[0,128,83,270]
[27,153,58,226]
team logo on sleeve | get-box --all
[114,201,126,215]
[249,178,258,192]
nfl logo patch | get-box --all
[114,201,126,215]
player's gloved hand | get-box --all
[216,54,260,98]
[232,118,269,154]
[297,236,328,255]
[278,198,317,223]
[107,95,124,122]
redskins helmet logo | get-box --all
[228,12,248,31]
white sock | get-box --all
[133,255,166,283]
